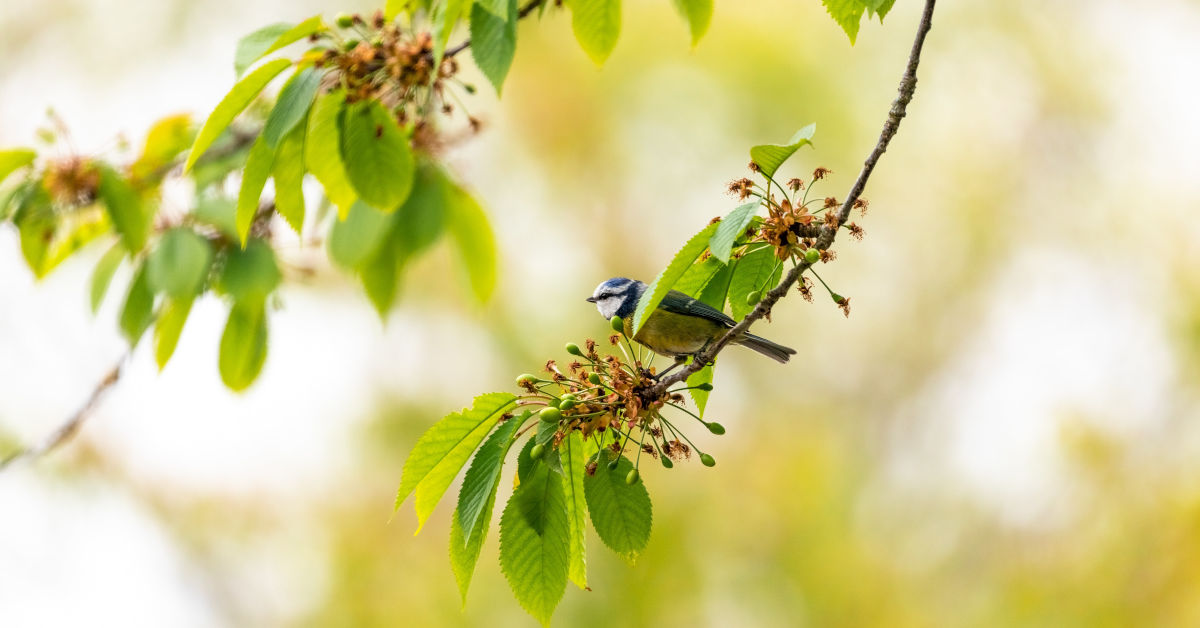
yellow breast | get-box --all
[627,309,725,358]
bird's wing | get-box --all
[657,290,737,328]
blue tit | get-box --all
[586,277,796,364]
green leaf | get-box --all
[193,196,239,240]
[560,431,589,589]
[217,239,281,301]
[457,411,531,547]
[0,148,37,185]
[686,363,714,417]
[871,0,897,20]
[673,256,724,298]
[570,0,622,65]
[340,100,415,211]
[219,298,268,391]
[262,67,322,150]
[119,263,157,346]
[709,201,758,264]
[328,201,392,270]
[146,228,213,299]
[272,123,307,234]
[384,0,407,21]
[154,297,193,369]
[749,123,816,179]
[186,58,292,171]
[698,256,734,312]
[360,239,400,316]
[305,90,357,218]
[394,161,450,261]
[432,0,472,64]
[821,0,867,44]
[516,437,537,483]
[236,133,277,244]
[234,16,324,76]
[671,0,712,46]
[10,184,55,275]
[469,0,518,94]
[633,221,719,335]
[445,183,496,302]
[130,114,195,182]
[394,393,517,529]
[476,0,508,19]
[583,452,651,563]
[89,242,125,314]
[450,489,497,606]
[499,460,570,626]
[234,23,290,75]
[728,245,778,320]
[97,166,151,253]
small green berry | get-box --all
[588,373,602,385]
[805,248,820,264]
[745,291,761,306]
[705,422,726,435]
[831,292,844,304]
[559,398,577,411]
[660,456,674,469]
[539,407,562,423]
[516,373,539,386]
[565,343,583,357]
[335,12,354,28]
[695,383,714,392]
[611,316,625,333]
[700,453,716,467]
[607,459,619,471]
[342,38,360,52]
[625,469,640,485]
[530,443,545,460]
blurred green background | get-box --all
[3,0,1200,626]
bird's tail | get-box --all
[736,333,797,364]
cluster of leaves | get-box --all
[395,125,871,624]
[0,9,505,391]
[395,323,724,624]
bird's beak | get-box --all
[585,296,597,303]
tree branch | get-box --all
[651,0,937,395]
[443,0,545,59]
[0,358,125,470]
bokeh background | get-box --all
[3,0,1200,625]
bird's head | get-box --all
[586,277,645,320]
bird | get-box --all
[586,277,796,369]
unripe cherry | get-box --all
[625,469,640,485]
[745,291,761,306]
[530,443,545,460]
[700,453,716,467]
[539,407,562,423]
[804,247,820,264]
[516,373,539,386]
[660,456,674,469]
[565,343,583,357]
[588,373,602,385]
[705,422,726,435]
[611,316,625,333]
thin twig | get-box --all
[443,0,546,59]
[651,0,937,395]
[0,358,126,470]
